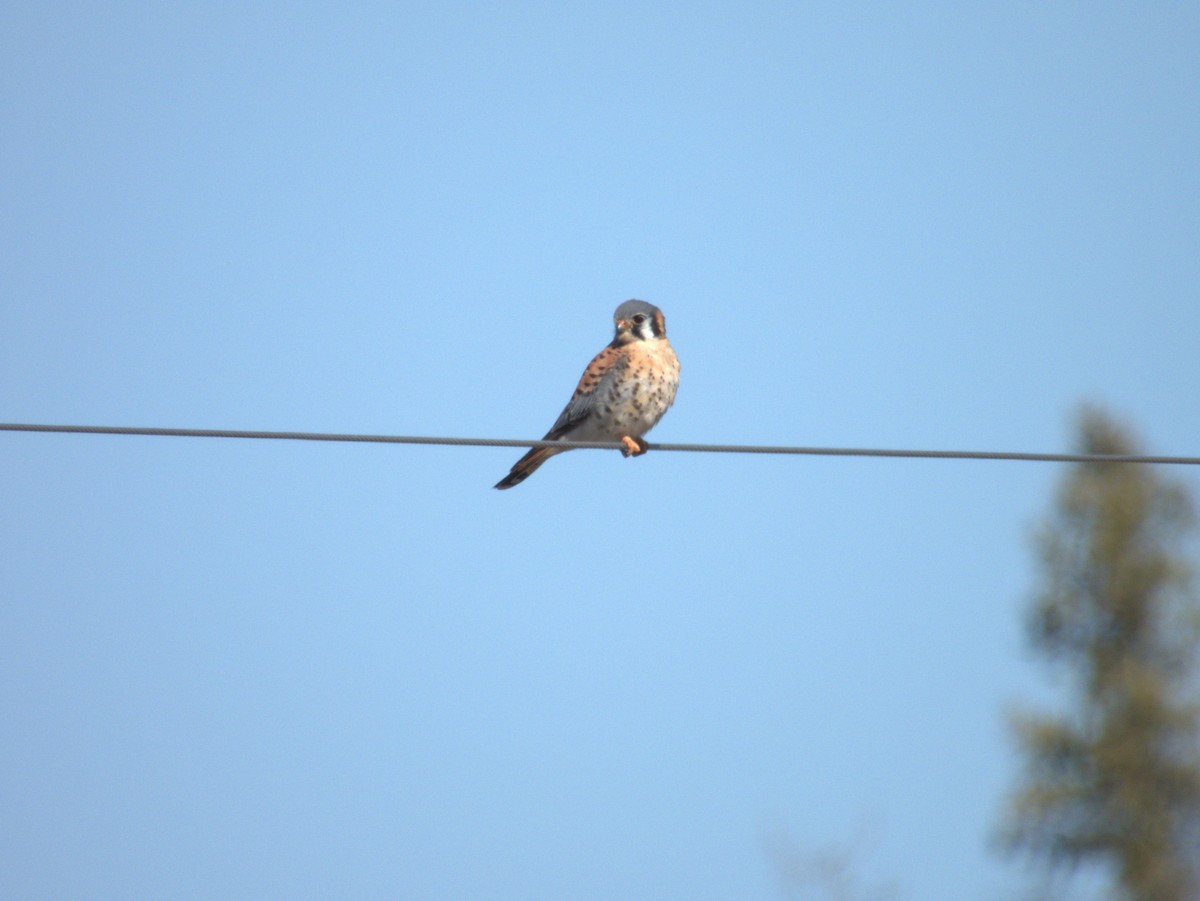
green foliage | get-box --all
[1001,407,1200,901]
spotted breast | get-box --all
[567,338,680,442]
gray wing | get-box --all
[543,345,628,440]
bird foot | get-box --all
[620,436,649,457]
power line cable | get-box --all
[2,422,1198,465]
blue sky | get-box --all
[2,4,1198,899]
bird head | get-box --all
[613,299,666,344]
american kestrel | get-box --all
[494,299,680,490]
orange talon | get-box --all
[620,436,650,457]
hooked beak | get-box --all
[616,318,630,332]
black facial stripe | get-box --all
[619,309,665,341]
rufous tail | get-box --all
[494,446,557,490]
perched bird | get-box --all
[494,300,680,490]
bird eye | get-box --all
[632,313,647,324]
